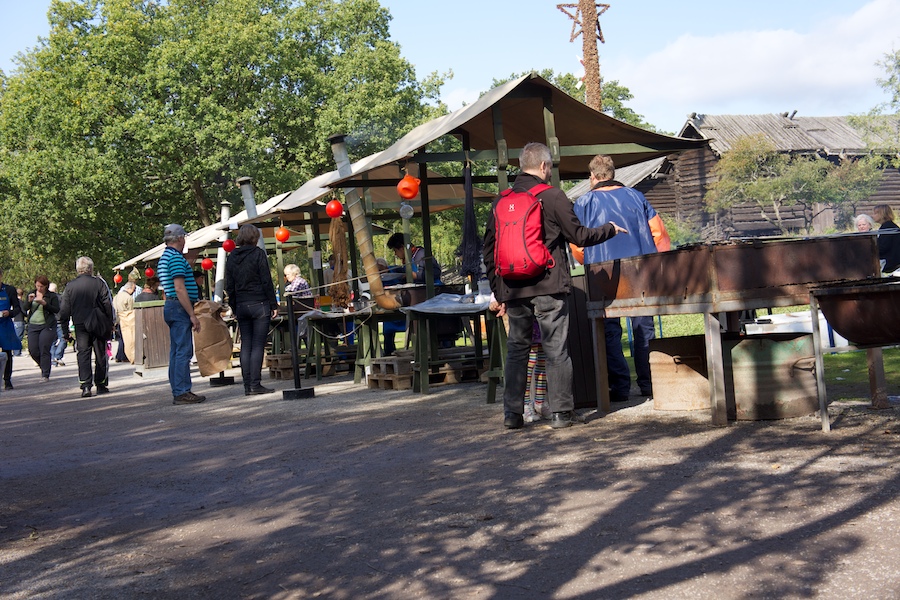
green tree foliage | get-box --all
[849,48,900,168]
[705,134,881,234]
[0,0,443,283]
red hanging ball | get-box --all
[326,199,344,219]
[113,273,123,284]
[275,227,290,243]
[201,258,214,271]
[222,239,236,252]
[145,267,155,278]
[397,174,420,199]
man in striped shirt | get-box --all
[158,224,205,405]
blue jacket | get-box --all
[574,187,659,264]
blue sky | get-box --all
[3,0,899,133]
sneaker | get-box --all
[40,377,50,383]
[173,391,206,405]
[523,402,538,423]
[57,360,65,367]
[97,385,110,394]
[550,410,577,429]
[51,360,58,367]
[4,381,13,390]
[535,400,552,420]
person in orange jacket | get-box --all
[572,154,670,401]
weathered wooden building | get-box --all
[578,113,900,240]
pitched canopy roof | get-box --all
[328,73,707,188]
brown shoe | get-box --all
[173,392,206,405]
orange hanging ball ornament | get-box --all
[222,238,236,252]
[201,258,214,271]
[113,273,123,284]
[325,199,344,219]
[275,226,290,243]
[397,174,420,199]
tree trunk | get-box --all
[192,180,212,226]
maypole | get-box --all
[557,1,610,111]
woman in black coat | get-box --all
[873,204,900,275]
[26,275,61,381]
[225,224,279,395]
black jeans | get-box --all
[237,301,271,390]
[75,325,109,390]
[27,322,57,378]
[503,294,574,414]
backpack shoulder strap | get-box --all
[528,183,552,197]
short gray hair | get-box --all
[519,142,552,172]
[76,256,94,275]
[284,263,301,278]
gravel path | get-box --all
[2,351,899,599]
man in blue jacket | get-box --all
[574,154,671,402]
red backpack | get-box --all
[492,183,555,279]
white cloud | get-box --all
[611,0,900,131]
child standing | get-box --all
[523,320,551,422]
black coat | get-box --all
[877,220,900,272]
[59,274,113,328]
[26,290,60,327]
[225,244,278,310]
[483,173,618,303]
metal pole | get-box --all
[213,200,230,303]
[236,176,266,251]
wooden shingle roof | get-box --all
[678,113,897,158]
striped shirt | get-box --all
[158,246,199,302]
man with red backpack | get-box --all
[483,142,626,430]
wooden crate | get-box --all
[414,363,486,387]
[269,366,304,380]
[367,373,413,390]
[370,356,413,376]
[266,354,294,369]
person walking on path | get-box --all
[0,268,23,389]
[573,154,671,401]
[158,224,205,405]
[113,281,136,362]
[225,224,279,396]
[58,257,114,398]
[26,275,61,382]
[483,142,625,430]
[48,283,67,366]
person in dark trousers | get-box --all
[483,142,625,430]
[225,224,279,396]
[58,257,114,398]
[25,275,61,382]
[0,268,24,389]
[573,154,671,401]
